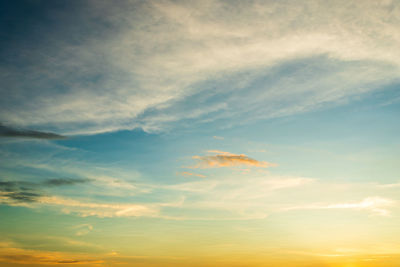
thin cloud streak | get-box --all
[43,178,91,186]
[38,196,160,218]
[378,182,400,188]
[0,178,159,218]
[0,124,66,139]
[0,181,44,203]
[0,241,102,265]
[180,171,206,178]
[0,178,92,204]
[283,197,395,216]
[0,190,181,218]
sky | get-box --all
[0,0,400,266]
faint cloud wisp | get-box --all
[284,197,395,216]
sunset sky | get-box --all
[1,0,400,266]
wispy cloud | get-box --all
[1,1,399,134]
[43,196,159,218]
[0,178,91,204]
[179,171,206,178]
[43,178,91,186]
[284,197,395,216]
[0,191,42,204]
[0,179,179,218]
[73,224,94,236]
[2,154,140,193]
[0,178,91,210]
[163,175,314,220]
[0,241,102,265]
[0,193,160,218]
[192,151,276,168]
[0,181,44,204]
[378,182,400,188]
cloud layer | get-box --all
[0,0,399,134]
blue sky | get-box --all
[0,0,400,266]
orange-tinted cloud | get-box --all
[192,151,276,168]
[180,172,206,178]
[0,241,103,265]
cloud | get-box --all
[180,171,206,178]
[0,181,44,204]
[0,178,90,190]
[378,182,400,188]
[0,178,92,205]
[0,1,399,135]
[0,192,41,206]
[192,151,276,168]
[43,178,91,186]
[162,175,314,220]
[0,124,66,139]
[73,224,94,236]
[0,151,144,200]
[0,191,42,203]
[0,186,165,218]
[0,241,103,265]
[284,197,395,216]
[261,177,314,191]
[0,241,187,266]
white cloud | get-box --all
[158,176,400,220]
[1,0,399,134]
[284,197,395,216]
[73,224,94,236]
[0,194,160,218]
[378,182,400,188]
[162,175,315,219]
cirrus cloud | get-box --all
[0,0,399,135]
[283,197,395,216]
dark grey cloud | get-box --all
[0,124,66,139]
[0,181,29,192]
[0,178,90,203]
[43,178,91,186]
[0,181,43,202]
[5,191,42,203]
